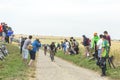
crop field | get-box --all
[39,36,120,67]
[15,34,120,66]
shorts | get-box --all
[29,50,36,60]
[98,49,102,58]
[22,48,29,59]
[2,32,6,37]
[66,47,69,52]
[0,32,2,36]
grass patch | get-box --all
[0,44,28,80]
[56,50,120,80]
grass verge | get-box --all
[56,50,120,80]
[0,44,28,80]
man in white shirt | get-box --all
[97,34,103,58]
[65,39,70,54]
[22,35,32,64]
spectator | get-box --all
[63,41,66,54]
[20,37,27,54]
[100,35,109,76]
[61,41,63,50]
[104,31,111,54]
[22,35,32,64]
[19,36,23,49]
[91,33,100,59]
[0,23,3,41]
[28,38,41,67]
[65,39,70,54]
[97,34,103,58]
[69,38,76,55]
[82,35,90,57]
[91,33,100,49]
[73,39,79,54]
[2,23,8,42]
[6,27,13,43]
[57,43,61,50]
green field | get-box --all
[55,50,120,80]
[0,44,28,80]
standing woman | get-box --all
[28,38,41,67]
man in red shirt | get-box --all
[0,23,3,41]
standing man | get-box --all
[6,27,13,43]
[96,34,103,68]
[82,35,90,57]
[22,35,32,64]
[91,33,100,59]
[91,33,100,50]
[2,23,7,42]
[104,31,111,54]
[20,37,27,54]
[28,38,41,67]
[100,35,109,76]
[0,23,3,41]
[97,34,103,58]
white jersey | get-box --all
[66,42,69,48]
[97,39,103,49]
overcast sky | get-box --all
[0,0,120,39]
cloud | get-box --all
[1,0,120,16]
[0,0,120,39]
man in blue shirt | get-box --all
[28,38,41,67]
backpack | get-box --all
[27,44,33,50]
[86,38,90,45]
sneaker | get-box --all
[101,74,106,77]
